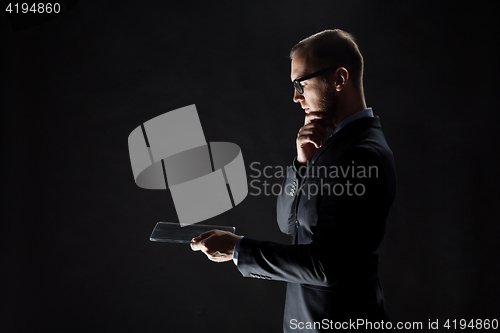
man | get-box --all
[191,29,396,332]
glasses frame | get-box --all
[293,66,338,94]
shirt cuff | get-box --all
[232,236,244,266]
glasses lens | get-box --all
[294,81,303,94]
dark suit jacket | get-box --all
[237,116,396,332]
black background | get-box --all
[1,1,499,332]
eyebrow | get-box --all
[291,72,304,82]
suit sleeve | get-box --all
[237,147,389,286]
[276,161,301,235]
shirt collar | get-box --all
[332,107,373,135]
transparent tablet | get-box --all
[149,222,235,244]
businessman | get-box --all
[191,29,396,332]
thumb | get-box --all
[196,230,216,241]
[190,230,216,247]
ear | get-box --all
[333,67,349,92]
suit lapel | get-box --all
[305,116,382,177]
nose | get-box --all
[293,88,304,103]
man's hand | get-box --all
[190,230,239,263]
[296,112,330,165]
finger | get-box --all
[298,128,327,148]
[298,128,323,146]
[311,118,329,129]
[303,122,328,138]
[306,112,334,128]
[304,111,327,125]
[298,127,324,143]
[205,251,221,262]
[297,133,323,148]
[190,241,203,251]
[190,235,212,252]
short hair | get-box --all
[290,29,364,87]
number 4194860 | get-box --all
[5,3,61,14]
[444,319,498,330]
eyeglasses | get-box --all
[292,66,338,94]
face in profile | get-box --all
[291,50,337,126]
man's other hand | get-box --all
[190,230,239,263]
[296,111,330,165]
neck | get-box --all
[331,90,367,130]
